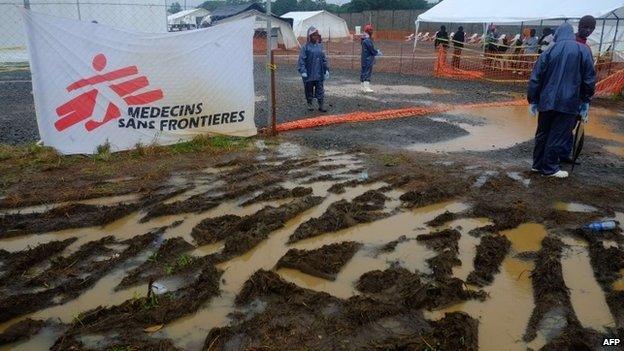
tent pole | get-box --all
[414,19,420,51]
[599,19,606,55]
[611,17,620,75]
[266,0,275,135]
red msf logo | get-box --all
[55,53,164,132]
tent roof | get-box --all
[213,9,299,49]
[417,0,624,24]
[281,11,323,21]
[210,3,265,22]
[167,8,210,21]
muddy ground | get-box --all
[1,63,624,350]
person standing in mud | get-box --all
[528,23,596,178]
[558,15,597,164]
[360,24,381,93]
[298,26,329,113]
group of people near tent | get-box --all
[296,16,598,179]
[297,24,381,112]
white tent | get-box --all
[415,0,624,59]
[167,8,210,26]
[417,0,624,24]
[282,10,350,40]
[213,9,299,50]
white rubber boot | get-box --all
[363,81,374,93]
[547,170,569,178]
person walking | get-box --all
[527,23,596,178]
[360,24,381,93]
[298,26,329,112]
[452,26,465,68]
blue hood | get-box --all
[554,23,575,42]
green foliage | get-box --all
[141,293,159,310]
[341,0,429,12]
[164,264,174,276]
[169,2,182,13]
[169,1,182,13]
[176,253,193,268]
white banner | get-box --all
[21,9,257,155]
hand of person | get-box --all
[579,103,590,123]
[325,71,330,80]
[528,104,538,117]
[377,49,383,56]
[301,72,308,78]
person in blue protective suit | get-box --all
[360,24,381,93]
[298,26,329,112]
[527,23,596,178]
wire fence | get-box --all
[0,1,168,64]
[265,37,624,87]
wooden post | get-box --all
[270,50,277,135]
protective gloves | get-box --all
[528,104,538,117]
[325,71,330,80]
[377,49,383,56]
[301,72,308,78]
[579,103,590,123]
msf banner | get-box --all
[22,10,256,155]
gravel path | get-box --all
[0,61,524,146]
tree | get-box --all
[342,0,428,12]
[273,0,297,16]
[198,1,227,11]
[169,1,182,13]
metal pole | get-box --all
[266,0,273,134]
[270,50,277,134]
[76,0,81,20]
[599,19,606,55]
[610,18,619,75]
[23,0,30,9]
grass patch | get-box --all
[0,134,255,204]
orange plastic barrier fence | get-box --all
[274,99,527,133]
[595,68,624,97]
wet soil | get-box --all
[276,241,362,280]
[117,237,196,289]
[1,136,624,350]
[192,196,324,256]
[0,319,45,346]
[51,264,222,350]
[239,186,312,206]
[287,190,388,243]
[205,269,479,351]
[466,235,512,287]
[0,229,159,323]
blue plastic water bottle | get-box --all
[584,220,617,232]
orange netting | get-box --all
[433,46,484,80]
[595,68,624,97]
[274,99,527,132]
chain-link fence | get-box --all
[0,0,168,64]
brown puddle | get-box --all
[407,105,624,154]
[159,181,398,349]
[614,270,624,291]
[426,223,548,351]
[0,193,140,215]
[560,236,616,332]
[502,223,547,253]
